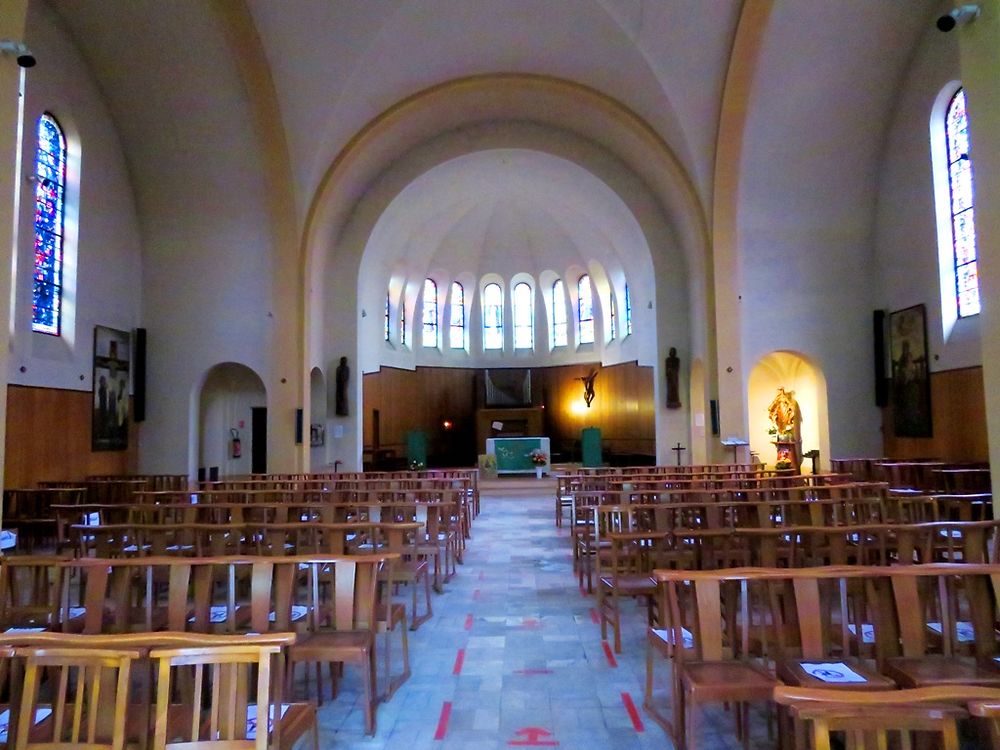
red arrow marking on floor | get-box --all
[621,692,644,732]
[434,701,452,740]
[513,668,553,675]
[589,608,599,624]
[452,648,465,675]
[602,641,618,668]
[508,727,559,746]
[464,613,474,630]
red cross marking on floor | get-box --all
[507,727,559,746]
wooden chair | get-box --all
[150,634,316,750]
[13,644,139,750]
[0,557,66,631]
[656,571,779,750]
[774,684,1000,750]
[285,555,391,735]
[597,530,669,653]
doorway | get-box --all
[251,407,267,474]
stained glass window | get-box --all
[624,283,632,335]
[422,278,438,347]
[32,113,66,335]
[577,274,594,344]
[384,292,390,341]
[449,282,465,349]
[400,297,407,346]
[483,283,503,350]
[551,279,567,347]
[513,282,533,349]
[609,294,616,340]
[946,88,979,317]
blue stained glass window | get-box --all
[577,274,594,344]
[422,278,439,347]
[551,280,567,347]
[449,282,465,349]
[513,282,533,349]
[624,283,632,335]
[32,113,66,335]
[945,89,979,317]
[483,283,503,350]
[384,292,390,341]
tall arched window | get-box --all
[944,88,979,317]
[482,283,503,350]
[422,278,439,347]
[32,113,67,335]
[384,291,390,341]
[399,295,407,347]
[449,281,465,349]
[577,274,594,344]
[512,282,533,349]
[551,279,568,347]
[624,283,632,336]
[609,295,617,341]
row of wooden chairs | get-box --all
[645,563,1000,750]
[0,554,400,735]
[0,630,316,750]
[595,519,1000,653]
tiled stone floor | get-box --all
[311,481,768,749]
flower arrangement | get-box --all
[774,447,793,471]
[528,448,548,466]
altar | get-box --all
[486,437,551,475]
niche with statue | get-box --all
[767,387,802,473]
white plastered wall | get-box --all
[10,3,141,393]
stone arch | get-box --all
[303,75,709,470]
[192,362,267,479]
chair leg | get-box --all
[362,653,376,735]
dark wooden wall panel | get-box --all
[362,361,655,466]
[882,366,988,462]
[5,385,137,487]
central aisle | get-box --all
[318,484,672,749]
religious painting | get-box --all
[889,304,932,438]
[92,326,130,451]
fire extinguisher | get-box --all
[230,428,242,459]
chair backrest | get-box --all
[774,685,1000,750]
[14,645,139,750]
[149,637,293,750]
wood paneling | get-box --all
[5,385,137,487]
[362,361,655,466]
[882,366,988,462]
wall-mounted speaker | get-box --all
[873,310,889,407]
[709,399,720,436]
[133,328,146,422]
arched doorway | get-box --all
[196,362,267,479]
[747,351,830,472]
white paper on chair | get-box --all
[846,623,875,644]
[800,662,867,683]
[4,627,45,634]
[651,627,694,650]
[246,704,290,739]
[0,707,52,742]
[927,621,976,642]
